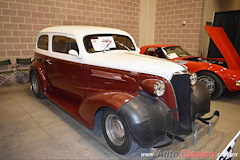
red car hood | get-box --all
[174,56,195,60]
[205,26,240,71]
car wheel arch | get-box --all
[30,67,50,95]
[196,70,225,85]
[78,91,137,129]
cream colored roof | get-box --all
[39,25,131,37]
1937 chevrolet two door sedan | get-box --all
[30,26,219,155]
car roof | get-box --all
[39,25,131,37]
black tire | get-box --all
[197,72,224,99]
[101,108,138,155]
[30,71,44,98]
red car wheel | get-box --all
[198,72,224,99]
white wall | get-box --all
[139,0,156,47]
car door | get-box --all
[45,34,88,101]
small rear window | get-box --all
[37,35,48,50]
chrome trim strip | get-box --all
[168,70,190,82]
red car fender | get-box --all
[183,61,240,91]
[78,91,137,129]
[30,61,50,95]
[213,69,240,92]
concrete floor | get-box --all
[0,84,239,160]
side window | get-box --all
[52,36,79,54]
[145,47,157,56]
[155,48,166,58]
[146,47,165,58]
[37,35,48,50]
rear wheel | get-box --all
[102,108,137,155]
[198,72,224,99]
[30,71,44,98]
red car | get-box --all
[140,26,240,99]
[30,26,219,155]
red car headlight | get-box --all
[190,72,198,85]
[236,80,240,86]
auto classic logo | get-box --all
[140,131,240,159]
[140,149,238,159]
[141,150,215,158]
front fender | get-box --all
[79,91,137,129]
[118,94,173,148]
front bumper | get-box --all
[150,110,219,155]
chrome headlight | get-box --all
[236,80,240,86]
[190,72,198,85]
[154,80,166,96]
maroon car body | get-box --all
[30,26,219,155]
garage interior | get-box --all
[0,0,240,159]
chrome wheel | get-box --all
[102,109,138,154]
[31,74,39,94]
[105,114,125,146]
[198,75,215,95]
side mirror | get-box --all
[68,49,79,57]
[136,47,140,53]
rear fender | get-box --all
[78,91,137,129]
[30,61,50,95]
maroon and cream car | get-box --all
[30,26,219,155]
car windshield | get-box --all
[84,34,135,53]
[163,46,191,59]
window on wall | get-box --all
[37,35,48,50]
[52,36,79,54]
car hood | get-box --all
[173,56,196,60]
[86,52,187,81]
[205,26,240,71]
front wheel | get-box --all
[101,108,138,155]
[198,72,224,99]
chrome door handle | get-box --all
[46,59,52,65]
